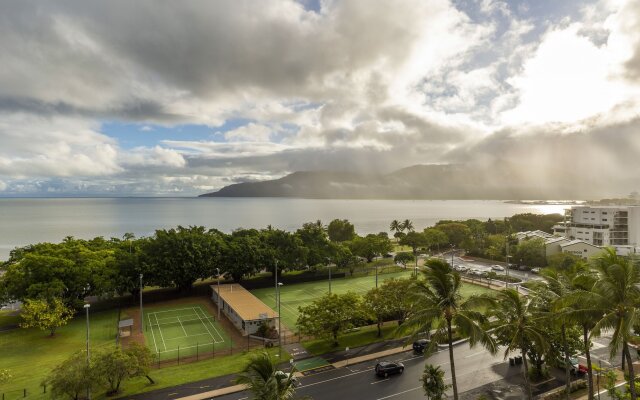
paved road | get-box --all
[212,343,524,400]
[448,254,542,283]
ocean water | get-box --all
[0,198,570,261]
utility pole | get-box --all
[139,274,143,333]
[278,282,283,357]
[216,268,221,320]
[84,303,91,400]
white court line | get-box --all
[156,341,215,354]
[147,313,159,354]
[199,306,225,342]
[192,307,223,344]
[194,306,224,343]
[153,312,168,351]
[150,307,203,315]
[177,316,188,336]
[155,314,198,323]
[163,332,213,340]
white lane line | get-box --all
[177,316,188,336]
[370,378,389,385]
[298,368,373,388]
[464,351,486,358]
[192,307,223,344]
[198,306,225,342]
[374,386,421,400]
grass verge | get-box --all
[115,347,288,398]
[302,324,401,356]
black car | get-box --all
[413,339,431,353]
[375,361,405,377]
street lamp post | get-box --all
[375,264,378,288]
[84,303,91,400]
[216,268,221,320]
[139,274,143,334]
[327,259,332,294]
[450,244,455,266]
[277,282,283,357]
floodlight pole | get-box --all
[375,264,378,288]
[278,282,283,357]
[328,259,332,294]
[139,274,143,333]
[216,268,221,320]
[84,303,91,400]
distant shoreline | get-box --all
[503,200,585,205]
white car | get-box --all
[491,265,505,272]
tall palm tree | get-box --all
[390,220,402,234]
[235,351,298,400]
[588,248,640,400]
[491,288,548,400]
[564,270,600,400]
[539,267,580,399]
[403,259,497,400]
[401,219,415,233]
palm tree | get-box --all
[403,259,496,400]
[491,288,548,400]
[390,220,402,234]
[421,364,450,400]
[588,248,640,400]
[401,219,415,233]
[234,351,298,400]
[565,270,600,400]
[539,267,579,399]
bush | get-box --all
[255,322,278,339]
[542,380,587,400]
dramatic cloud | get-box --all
[0,0,639,196]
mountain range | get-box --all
[199,164,613,200]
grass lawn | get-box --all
[115,347,288,398]
[252,270,414,330]
[252,269,495,332]
[302,324,401,356]
[0,310,118,399]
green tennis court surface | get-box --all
[144,304,232,360]
[252,270,413,330]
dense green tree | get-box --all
[46,351,100,400]
[421,364,450,400]
[514,238,547,268]
[378,278,414,324]
[142,226,223,291]
[400,232,428,257]
[547,253,582,271]
[394,252,415,269]
[327,219,356,242]
[296,221,331,266]
[349,234,392,263]
[20,297,74,336]
[297,292,364,346]
[125,342,155,384]
[93,347,131,395]
[485,234,506,261]
[435,222,471,248]
[491,289,549,400]
[403,259,496,400]
[390,220,402,235]
[234,351,298,400]
[221,233,263,282]
[262,229,308,275]
[329,243,359,275]
[423,228,449,253]
[364,287,393,337]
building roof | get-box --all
[560,240,601,249]
[212,283,278,321]
[545,237,569,245]
[516,230,554,240]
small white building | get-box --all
[544,236,572,258]
[559,240,602,260]
[211,283,279,336]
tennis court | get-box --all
[252,270,413,330]
[144,304,232,360]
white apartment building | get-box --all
[553,205,640,251]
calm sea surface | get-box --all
[0,198,571,261]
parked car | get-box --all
[491,265,505,272]
[413,339,431,353]
[453,265,468,272]
[553,355,583,375]
[531,267,541,274]
[274,371,299,386]
[375,361,405,377]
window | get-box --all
[603,212,608,215]
[603,219,608,221]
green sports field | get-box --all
[252,271,494,330]
[143,304,232,361]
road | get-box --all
[446,253,542,283]
[212,343,524,400]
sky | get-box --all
[0,0,639,197]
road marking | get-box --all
[370,378,389,384]
[374,386,421,399]
[298,368,373,388]
[464,351,486,358]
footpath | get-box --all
[119,339,414,400]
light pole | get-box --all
[450,244,455,266]
[139,274,143,333]
[274,260,279,311]
[327,258,332,294]
[84,303,91,400]
[375,264,378,288]
[277,282,283,357]
[216,268,221,320]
